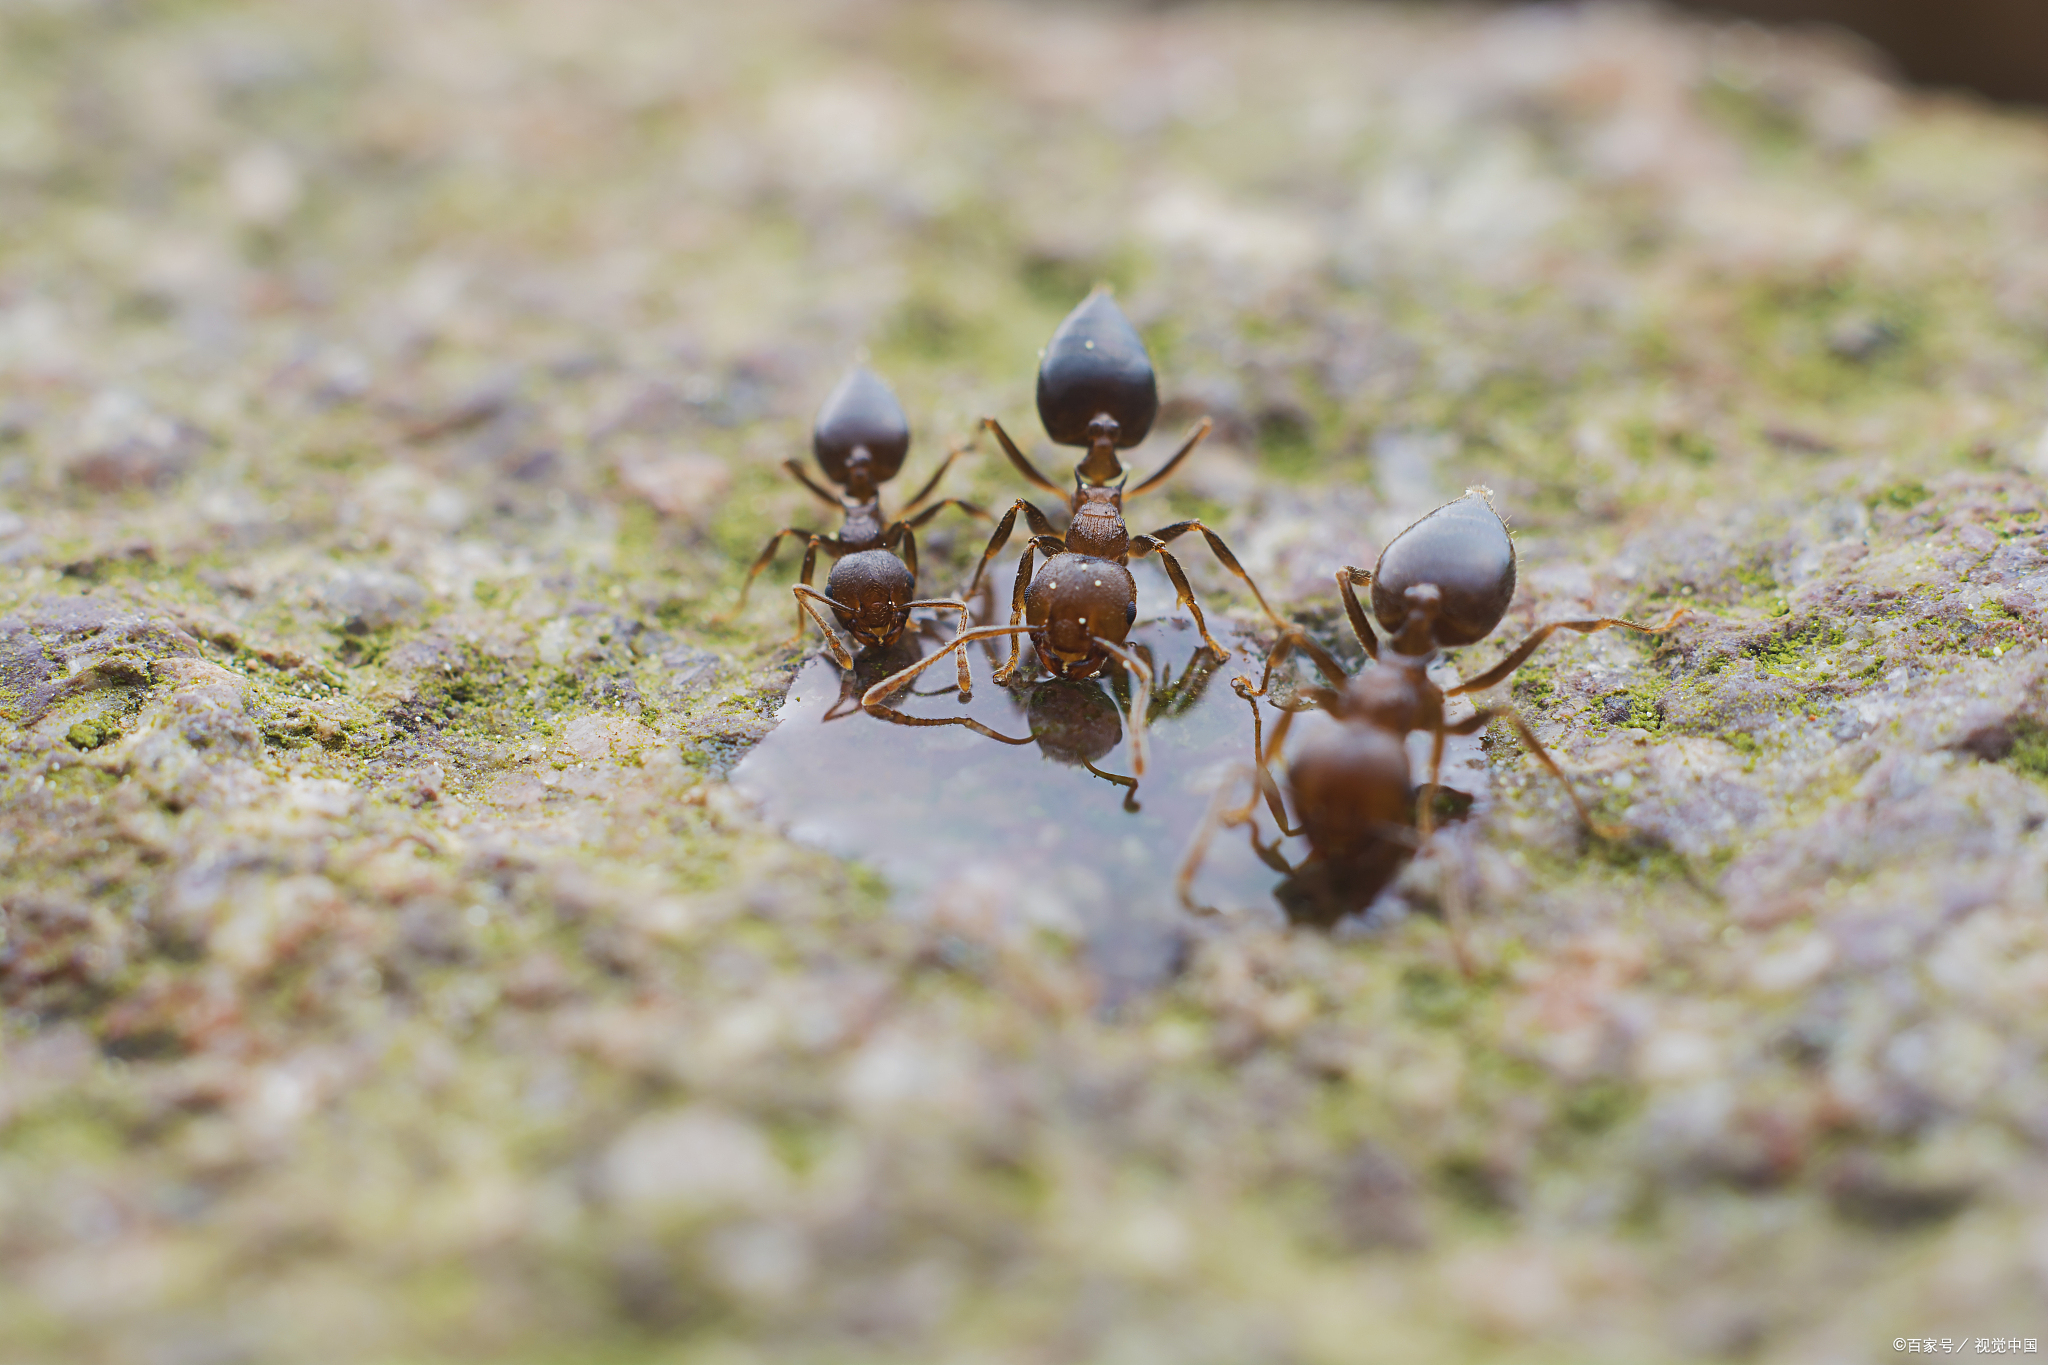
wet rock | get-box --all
[1327,1142,1429,1251]
[1824,1151,1977,1229]
[64,390,210,492]
[318,569,426,634]
[615,450,732,526]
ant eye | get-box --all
[1125,601,1136,626]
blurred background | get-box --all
[1676,0,2048,103]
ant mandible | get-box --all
[957,288,1288,687]
[724,366,988,668]
[1180,489,1689,928]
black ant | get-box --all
[861,288,1286,741]
[1179,489,1689,937]
[724,366,987,668]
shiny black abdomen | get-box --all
[1036,290,1158,449]
[1370,491,1516,647]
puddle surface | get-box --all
[734,610,1487,993]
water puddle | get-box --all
[733,603,1487,996]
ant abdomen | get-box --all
[1037,288,1158,450]
[812,366,911,493]
[1371,490,1517,648]
[824,549,916,649]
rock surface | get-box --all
[3,1,2048,1361]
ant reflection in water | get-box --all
[814,617,974,724]
[860,633,1229,806]
[1181,489,1689,943]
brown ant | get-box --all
[865,289,1284,726]
[724,366,987,667]
[1179,489,1689,937]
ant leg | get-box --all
[782,459,846,511]
[791,535,831,643]
[1234,627,1347,699]
[894,525,920,583]
[791,586,858,669]
[1248,694,1306,836]
[1134,544,1229,661]
[861,625,1039,743]
[980,417,1065,498]
[1446,607,1691,698]
[903,598,975,695]
[863,623,1031,706]
[1246,822,1299,874]
[1095,639,1154,778]
[1419,727,1447,841]
[993,543,1039,685]
[964,498,1062,599]
[719,528,833,622]
[1134,520,1288,631]
[901,497,993,530]
[1409,719,1475,974]
[1126,417,1214,499]
[1081,761,1140,810]
[1177,763,1287,916]
[1462,703,1626,839]
[1336,567,1382,661]
[866,706,1034,746]
[897,444,969,516]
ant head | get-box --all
[1025,552,1137,671]
[1036,288,1158,452]
[1369,489,1517,650]
[1026,679,1123,766]
[824,549,916,651]
[813,367,909,493]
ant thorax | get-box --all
[1332,655,1433,734]
[838,498,888,552]
[1065,485,1130,560]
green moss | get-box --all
[1559,1077,1638,1134]
[1510,663,1555,708]
[1749,618,1847,679]
[65,718,111,750]
[1256,408,1317,479]
[1400,963,1470,1027]
[1877,481,1930,511]
[2003,719,2048,782]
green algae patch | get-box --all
[64,717,112,750]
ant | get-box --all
[724,365,987,668]
[1179,489,1689,938]
[863,288,1286,729]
